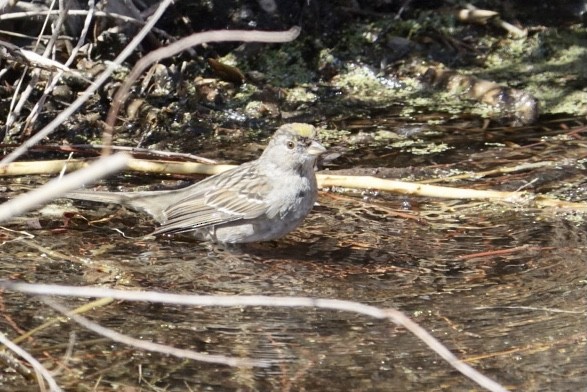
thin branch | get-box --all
[10,298,114,345]
[23,0,96,129]
[0,331,63,392]
[0,0,175,164]
[0,153,130,222]
[0,157,233,176]
[474,306,583,314]
[1,157,585,211]
[5,0,68,131]
[0,9,148,24]
[417,161,569,184]
[317,174,587,211]
[43,299,266,368]
[0,281,509,392]
[102,26,301,154]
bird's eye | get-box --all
[286,141,295,149]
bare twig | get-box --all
[0,331,62,392]
[462,3,526,38]
[102,26,300,154]
[0,281,509,392]
[61,144,218,164]
[0,9,173,40]
[43,299,266,368]
[0,157,232,176]
[0,143,218,164]
[0,40,89,80]
[23,0,96,129]
[1,157,586,211]
[417,161,565,184]
[317,174,587,211]
[0,9,147,24]
[5,0,69,132]
[0,153,129,222]
[475,306,583,314]
[9,298,114,346]
[0,0,175,165]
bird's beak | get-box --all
[308,140,326,156]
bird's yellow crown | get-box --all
[288,123,316,138]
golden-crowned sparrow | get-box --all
[67,123,326,243]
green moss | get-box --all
[317,126,351,145]
[243,42,316,87]
[233,83,260,104]
[391,138,452,155]
[285,87,318,104]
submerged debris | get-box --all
[420,65,539,126]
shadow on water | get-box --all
[1,117,586,391]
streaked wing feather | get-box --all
[154,166,271,234]
[152,209,237,235]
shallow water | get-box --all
[1,117,586,391]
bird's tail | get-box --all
[66,189,181,223]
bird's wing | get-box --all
[152,164,271,235]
